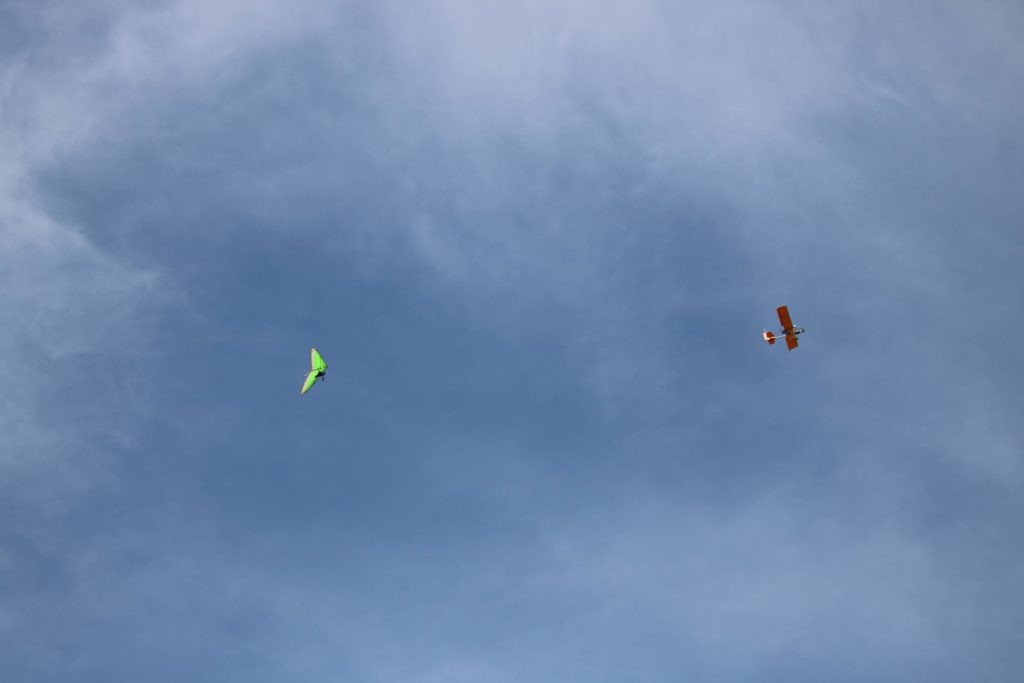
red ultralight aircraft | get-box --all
[763,306,805,350]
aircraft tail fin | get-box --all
[763,330,776,345]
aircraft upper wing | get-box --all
[776,305,794,332]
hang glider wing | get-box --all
[776,306,794,332]
[301,348,327,394]
[311,348,327,373]
[301,370,319,395]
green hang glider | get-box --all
[301,347,328,395]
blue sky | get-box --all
[2,1,1022,681]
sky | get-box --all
[1,1,1023,681]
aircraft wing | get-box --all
[301,370,318,395]
[785,334,799,350]
[776,306,794,332]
